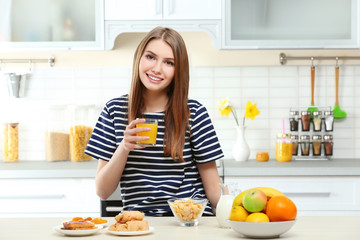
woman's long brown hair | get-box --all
[129,27,190,162]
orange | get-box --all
[245,213,269,222]
[266,196,297,222]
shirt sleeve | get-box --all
[85,104,117,161]
[190,103,224,164]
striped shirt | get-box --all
[85,95,224,216]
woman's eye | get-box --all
[165,61,174,66]
[146,54,154,60]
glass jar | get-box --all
[276,133,292,162]
[290,135,299,156]
[45,105,69,161]
[68,105,95,162]
[324,111,334,132]
[256,152,269,162]
[300,135,310,156]
[289,110,299,131]
[324,135,333,156]
[301,111,311,131]
[312,111,322,132]
[312,135,322,156]
[3,122,19,162]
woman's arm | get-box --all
[197,161,221,210]
[95,118,149,200]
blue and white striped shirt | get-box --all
[85,95,224,216]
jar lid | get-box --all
[324,135,333,140]
[313,111,322,116]
[290,135,298,140]
[277,133,291,138]
[312,135,322,140]
[301,111,310,115]
[300,135,310,140]
[324,111,333,116]
[289,111,299,116]
[3,122,19,126]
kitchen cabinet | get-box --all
[105,0,221,20]
[225,176,360,216]
[0,0,104,51]
[104,0,222,49]
[223,0,359,49]
[0,179,100,217]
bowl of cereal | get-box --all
[167,198,208,227]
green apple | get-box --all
[242,189,267,213]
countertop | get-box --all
[1,159,360,179]
[1,216,359,240]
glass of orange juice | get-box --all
[136,119,158,146]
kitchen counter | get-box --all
[1,159,360,179]
[1,216,359,240]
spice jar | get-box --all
[256,152,269,162]
[324,111,334,132]
[291,135,299,156]
[68,105,95,162]
[312,111,322,132]
[3,123,19,162]
[300,135,310,156]
[289,111,299,131]
[45,105,69,161]
[312,135,322,156]
[276,133,292,162]
[324,135,333,156]
[301,111,311,131]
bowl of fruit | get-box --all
[228,187,297,238]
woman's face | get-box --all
[139,39,175,95]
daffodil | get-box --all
[219,98,260,126]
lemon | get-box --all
[229,206,249,222]
[245,213,270,222]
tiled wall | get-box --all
[0,65,359,161]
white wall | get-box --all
[0,64,359,161]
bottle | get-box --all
[324,135,333,156]
[216,183,234,228]
[301,111,311,131]
[276,133,292,162]
[289,110,299,131]
[324,111,334,132]
[3,122,19,162]
[300,135,310,156]
[312,135,322,156]
[291,135,299,156]
[312,111,322,132]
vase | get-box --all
[232,126,250,161]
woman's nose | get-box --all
[151,61,162,75]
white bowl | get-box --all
[167,198,208,227]
[228,220,296,238]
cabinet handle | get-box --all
[167,0,174,15]
[0,194,65,199]
[106,206,123,212]
[283,192,331,197]
[155,0,162,15]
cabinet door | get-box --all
[105,0,162,20]
[163,0,221,19]
[223,0,359,49]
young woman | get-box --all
[85,26,224,216]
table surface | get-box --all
[1,216,359,240]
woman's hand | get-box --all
[121,118,150,151]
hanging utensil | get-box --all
[307,59,318,117]
[333,59,347,119]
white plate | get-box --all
[106,226,154,236]
[53,225,103,236]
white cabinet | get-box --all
[0,0,104,51]
[225,176,360,216]
[0,179,100,217]
[223,0,359,49]
[105,0,221,20]
[104,0,222,50]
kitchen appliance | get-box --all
[4,72,28,98]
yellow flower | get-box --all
[245,101,260,120]
[219,98,260,126]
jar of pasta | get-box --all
[276,133,292,162]
[45,105,69,161]
[3,122,19,162]
[68,105,95,162]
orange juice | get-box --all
[276,133,292,162]
[136,120,158,146]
